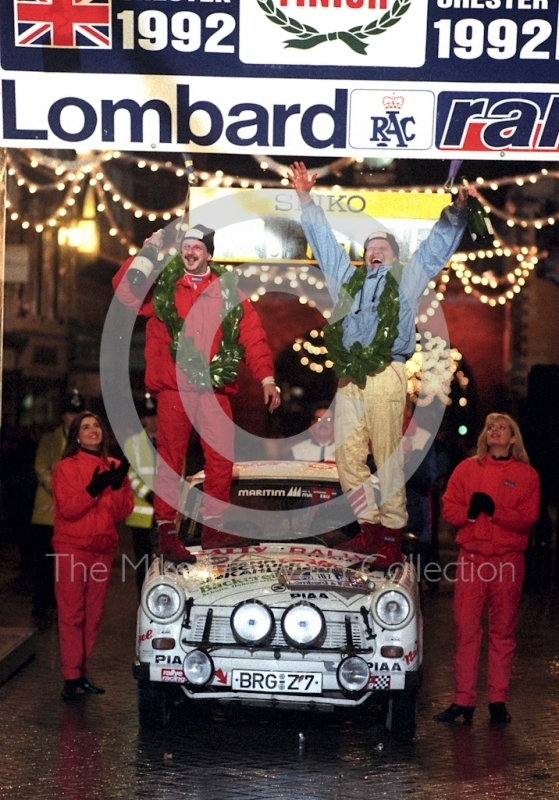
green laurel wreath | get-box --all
[323,266,401,387]
[256,0,411,54]
[152,255,244,389]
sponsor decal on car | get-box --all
[214,668,229,685]
[368,675,391,690]
[403,642,419,666]
[161,668,186,683]
[238,488,286,497]
[155,655,183,664]
[370,662,402,672]
[199,574,275,596]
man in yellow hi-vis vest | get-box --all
[124,396,158,597]
[31,391,85,617]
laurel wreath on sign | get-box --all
[255,0,411,54]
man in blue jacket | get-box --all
[288,161,472,566]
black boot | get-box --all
[77,677,105,695]
[489,702,511,723]
[434,703,475,723]
[61,679,79,700]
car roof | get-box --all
[187,460,340,483]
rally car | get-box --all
[133,461,422,735]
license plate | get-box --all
[232,669,322,694]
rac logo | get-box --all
[437,93,559,152]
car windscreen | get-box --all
[182,478,359,543]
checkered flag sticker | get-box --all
[368,675,391,691]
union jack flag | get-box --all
[15,0,111,48]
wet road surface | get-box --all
[1,531,559,800]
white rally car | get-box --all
[134,462,422,735]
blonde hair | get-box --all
[476,412,530,464]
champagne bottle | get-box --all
[466,194,495,248]
[126,231,165,285]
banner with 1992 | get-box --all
[1,0,558,157]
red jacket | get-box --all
[112,258,274,395]
[52,450,134,553]
[442,454,540,557]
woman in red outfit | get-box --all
[52,412,133,700]
[434,413,540,725]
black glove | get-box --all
[110,457,130,490]
[467,491,494,520]
[479,492,495,517]
[86,466,114,498]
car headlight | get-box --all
[143,582,184,623]
[372,590,412,630]
[231,600,275,646]
[337,656,370,693]
[281,602,325,648]
[183,649,214,686]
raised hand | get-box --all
[454,183,479,210]
[288,161,318,196]
[143,229,164,250]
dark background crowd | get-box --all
[1,365,558,596]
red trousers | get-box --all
[453,549,524,706]
[154,388,234,523]
[54,547,113,680]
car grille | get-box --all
[190,614,368,651]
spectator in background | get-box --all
[30,391,85,617]
[290,404,336,463]
[403,413,439,589]
[0,424,40,566]
[434,413,540,725]
[124,395,158,597]
[52,411,133,700]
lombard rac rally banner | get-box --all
[1,0,559,158]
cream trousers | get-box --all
[335,362,408,529]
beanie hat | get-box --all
[181,224,215,256]
[61,390,85,414]
[363,230,400,259]
[136,393,157,418]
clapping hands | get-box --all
[467,491,495,521]
[86,458,130,498]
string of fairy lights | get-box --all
[9,147,546,404]
[289,325,470,407]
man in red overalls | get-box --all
[113,225,280,560]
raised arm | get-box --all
[286,162,353,294]
[111,231,164,314]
